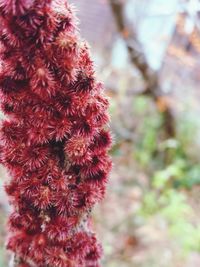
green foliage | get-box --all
[131,95,200,189]
[109,92,200,262]
[133,95,150,114]
[153,160,184,190]
[130,95,200,256]
[132,96,163,168]
[139,187,200,253]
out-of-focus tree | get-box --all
[109,0,176,141]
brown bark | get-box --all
[109,0,176,139]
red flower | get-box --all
[64,134,91,162]
[0,0,34,15]
[9,210,41,234]
[28,234,47,264]
[53,187,86,216]
[7,232,31,258]
[46,216,78,244]
[17,263,31,267]
[30,65,57,99]
[0,0,112,266]
[45,247,75,267]
[0,120,25,145]
[21,145,50,171]
[66,232,103,262]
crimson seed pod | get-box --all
[0,0,112,266]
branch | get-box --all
[109,0,176,140]
[109,0,159,95]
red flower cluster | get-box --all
[0,0,112,266]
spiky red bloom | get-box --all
[0,1,112,266]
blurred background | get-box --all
[1,0,200,266]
